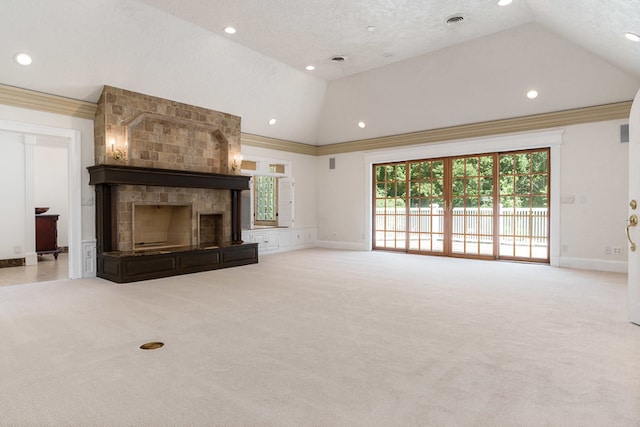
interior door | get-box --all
[628,88,640,326]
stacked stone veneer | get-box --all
[94,86,241,252]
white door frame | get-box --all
[0,119,82,279]
[628,89,640,326]
[363,129,564,264]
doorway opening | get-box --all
[0,119,82,281]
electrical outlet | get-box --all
[604,246,612,255]
[561,244,568,253]
[613,247,623,255]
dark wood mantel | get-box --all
[88,164,256,283]
[88,164,250,190]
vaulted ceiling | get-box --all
[1,0,639,145]
[137,0,640,81]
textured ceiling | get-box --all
[1,0,639,145]
[138,0,640,80]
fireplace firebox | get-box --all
[133,204,192,251]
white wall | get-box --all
[241,145,317,228]
[34,141,69,247]
[315,120,629,271]
[316,152,368,249]
[0,131,26,259]
[317,23,640,145]
[559,119,629,271]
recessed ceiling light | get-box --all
[367,25,376,32]
[268,118,277,125]
[14,52,32,66]
[497,0,512,6]
[305,65,315,71]
[330,55,346,63]
[358,121,366,128]
[224,26,237,34]
[527,89,539,99]
[625,32,640,42]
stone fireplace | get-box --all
[89,86,258,283]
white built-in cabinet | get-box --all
[242,226,317,253]
[240,156,317,254]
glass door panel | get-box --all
[450,155,494,257]
[407,159,445,253]
[374,163,407,250]
[498,149,549,261]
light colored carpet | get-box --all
[1,249,639,426]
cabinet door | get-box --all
[252,231,266,250]
[36,216,58,252]
[279,230,293,248]
[264,231,279,250]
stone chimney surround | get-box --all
[89,86,257,283]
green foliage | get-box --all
[375,150,549,209]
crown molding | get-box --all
[241,133,318,156]
[0,84,97,120]
[0,84,630,156]
[316,101,633,156]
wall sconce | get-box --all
[109,138,127,161]
[232,153,243,171]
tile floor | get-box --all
[0,253,68,287]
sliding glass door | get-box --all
[373,148,549,262]
[407,159,446,253]
[374,162,407,250]
[497,150,549,260]
[450,154,495,257]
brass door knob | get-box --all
[627,214,638,251]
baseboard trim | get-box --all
[315,240,368,251]
[0,257,26,268]
[559,257,627,273]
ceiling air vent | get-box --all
[330,55,346,62]
[446,14,465,25]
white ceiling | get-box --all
[138,0,640,80]
[1,0,639,145]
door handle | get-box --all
[627,214,638,252]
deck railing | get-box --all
[375,207,548,245]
